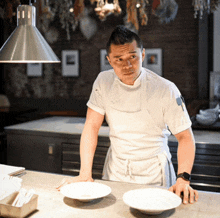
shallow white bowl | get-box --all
[60,182,111,202]
[123,188,182,215]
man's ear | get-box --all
[142,48,145,63]
[106,56,112,66]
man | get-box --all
[58,25,198,204]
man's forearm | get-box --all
[79,123,99,178]
[170,128,199,204]
[177,140,195,174]
[175,128,196,175]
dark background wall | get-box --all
[1,0,201,116]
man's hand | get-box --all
[168,178,199,204]
[56,175,94,191]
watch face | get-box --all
[183,172,190,180]
[177,173,191,181]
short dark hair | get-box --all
[106,25,143,55]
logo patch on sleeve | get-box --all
[176,96,184,111]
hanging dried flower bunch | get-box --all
[126,0,138,30]
[192,0,219,18]
[210,0,219,11]
[38,0,55,35]
[74,0,85,19]
[139,0,148,26]
[92,0,122,21]
[39,0,85,40]
[152,0,178,24]
[39,0,54,19]
[126,0,149,30]
[0,0,20,23]
[49,0,81,40]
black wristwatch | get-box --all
[177,172,191,181]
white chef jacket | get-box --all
[87,68,192,188]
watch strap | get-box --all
[177,172,191,181]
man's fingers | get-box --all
[175,186,181,197]
[169,182,198,204]
[56,178,75,191]
[56,178,67,190]
[183,185,199,204]
[183,184,190,204]
[168,186,174,192]
[189,186,195,204]
[194,190,199,202]
[56,180,69,191]
[56,176,94,191]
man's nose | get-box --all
[122,60,132,69]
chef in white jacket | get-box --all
[58,25,198,204]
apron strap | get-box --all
[157,151,176,188]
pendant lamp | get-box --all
[0,0,60,63]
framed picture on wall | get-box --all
[62,50,79,77]
[100,49,112,72]
[27,63,42,77]
[210,71,220,101]
[143,48,162,76]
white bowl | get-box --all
[123,188,182,215]
[60,182,111,202]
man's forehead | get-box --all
[109,41,139,56]
[112,51,137,58]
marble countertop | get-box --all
[4,116,109,137]
[17,170,220,218]
[4,116,220,144]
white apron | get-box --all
[102,71,176,188]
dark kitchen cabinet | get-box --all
[6,130,110,177]
[5,117,110,177]
[0,132,7,164]
[62,136,110,179]
[6,131,64,174]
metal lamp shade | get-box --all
[0,5,60,63]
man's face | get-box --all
[107,40,145,85]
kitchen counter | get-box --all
[17,170,220,218]
[4,116,108,137]
[4,116,220,193]
[4,116,220,144]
